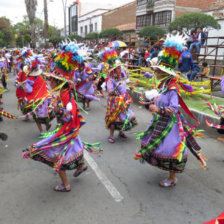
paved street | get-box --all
[0,76,224,224]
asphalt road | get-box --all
[0,76,224,224]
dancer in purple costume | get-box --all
[74,62,99,110]
[134,33,207,187]
[105,64,137,143]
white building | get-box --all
[78,9,110,37]
[203,3,224,60]
[60,26,69,37]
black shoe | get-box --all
[0,133,7,141]
[0,117,3,122]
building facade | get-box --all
[136,0,218,31]
[78,9,109,37]
[101,1,137,42]
[202,1,224,61]
[68,3,79,35]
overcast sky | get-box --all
[0,0,134,29]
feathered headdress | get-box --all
[17,48,32,62]
[14,49,20,55]
[24,55,45,76]
[99,49,118,66]
[54,41,84,80]
[41,49,48,55]
[160,33,187,69]
[21,49,32,59]
[152,33,187,76]
[49,49,57,58]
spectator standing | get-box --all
[178,47,194,79]
[147,45,160,64]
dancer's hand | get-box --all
[197,152,208,170]
[149,105,159,113]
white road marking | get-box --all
[85,152,124,203]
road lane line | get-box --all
[85,152,124,203]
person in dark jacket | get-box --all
[178,47,194,79]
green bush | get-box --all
[100,28,123,38]
[139,26,166,40]
[168,12,221,32]
[85,32,98,39]
[68,34,83,41]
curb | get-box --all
[128,89,223,138]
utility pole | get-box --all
[62,0,68,39]
[44,0,49,48]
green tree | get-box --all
[48,25,57,38]
[68,34,83,41]
[0,17,14,47]
[14,18,32,47]
[139,25,166,40]
[100,28,123,39]
[49,36,64,48]
[168,12,221,32]
[85,32,98,40]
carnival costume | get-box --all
[101,50,137,142]
[92,62,109,96]
[134,34,207,177]
[23,42,101,175]
[15,49,33,115]
[23,86,86,172]
[74,63,100,104]
[23,57,54,125]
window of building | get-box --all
[70,4,77,17]
[85,25,88,35]
[136,14,152,29]
[137,0,147,6]
[80,26,83,34]
[95,23,97,32]
[137,0,160,6]
[154,10,172,27]
[71,16,78,33]
[90,23,93,33]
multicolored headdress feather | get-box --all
[21,49,32,59]
[99,49,118,66]
[160,33,187,68]
[25,55,43,69]
[41,49,48,55]
[49,49,57,58]
[14,49,20,55]
[54,42,84,80]
[17,48,32,62]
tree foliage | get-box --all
[168,13,221,32]
[139,26,165,40]
[0,17,14,47]
[13,16,60,47]
[68,34,83,41]
[85,32,98,40]
[100,28,123,38]
[49,36,64,47]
